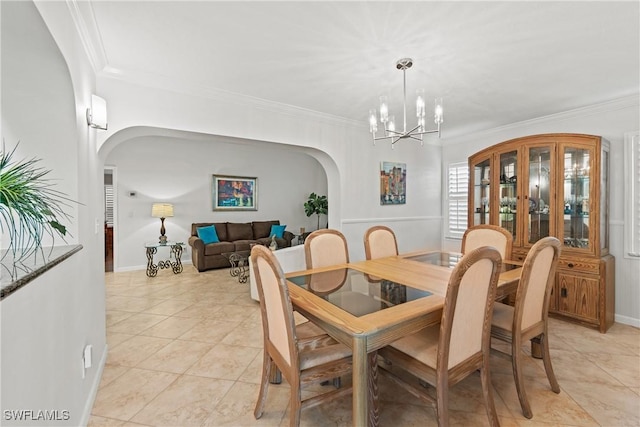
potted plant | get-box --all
[303,192,328,230]
[0,143,72,261]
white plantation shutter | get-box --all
[625,131,640,258]
[105,185,114,227]
[447,162,469,237]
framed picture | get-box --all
[380,161,406,205]
[212,175,257,211]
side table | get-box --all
[145,241,184,277]
[221,250,251,283]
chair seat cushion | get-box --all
[296,321,351,370]
[491,302,514,332]
[388,324,440,369]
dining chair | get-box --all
[462,224,513,262]
[250,244,353,427]
[304,228,350,269]
[490,236,561,419]
[364,225,399,260]
[378,246,503,427]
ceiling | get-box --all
[76,1,639,138]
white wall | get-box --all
[1,1,107,426]
[105,134,328,270]
[96,77,444,264]
[441,97,640,326]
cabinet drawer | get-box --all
[557,258,600,274]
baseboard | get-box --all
[615,314,640,328]
[79,343,108,426]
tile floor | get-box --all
[89,266,640,426]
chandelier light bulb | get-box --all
[416,89,426,118]
[387,116,396,133]
[379,96,389,123]
[369,110,378,133]
[434,98,444,124]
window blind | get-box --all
[104,185,114,227]
[447,162,469,237]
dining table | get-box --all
[284,249,522,427]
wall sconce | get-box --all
[151,203,174,244]
[86,94,108,130]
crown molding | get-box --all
[443,94,640,145]
[66,0,108,74]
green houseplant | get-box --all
[303,192,328,230]
[0,143,72,260]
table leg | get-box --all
[171,244,183,274]
[146,247,158,277]
[352,336,369,427]
[368,351,379,427]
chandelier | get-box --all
[368,58,443,148]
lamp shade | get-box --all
[151,203,174,218]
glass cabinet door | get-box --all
[527,146,552,245]
[498,151,518,241]
[472,158,491,226]
[562,146,592,250]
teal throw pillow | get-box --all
[197,225,220,244]
[270,224,286,238]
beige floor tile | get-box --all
[560,378,640,426]
[108,313,169,335]
[142,299,195,316]
[186,343,262,380]
[106,295,167,313]
[106,332,136,349]
[492,372,598,426]
[221,317,264,347]
[98,364,130,389]
[584,351,640,388]
[201,380,288,426]
[208,304,260,322]
[91,368,178,421]
[108,335,173,367]
[87,415,126,426]
[137,339,214,374]
[130,375,234,427]
[177,318,241,343]
[547,347,625,387]
[106,310,135,327]
[139,316,202,339]
[237,351,265,385]
[172,302,224,319]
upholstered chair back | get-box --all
[364,226,399,260]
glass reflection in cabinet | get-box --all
[563,147,591,249]
[528,146,551,244]
[499,151,517,239]
[473,158,490,225]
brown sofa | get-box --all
[188,220,294,272]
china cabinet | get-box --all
[469,134,614,332]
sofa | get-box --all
[188,220,294,272]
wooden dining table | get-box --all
[284,250,522,427]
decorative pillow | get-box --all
[270,224,287,238]
[197,225,220,244]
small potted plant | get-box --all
[303,192,328,231]
[0,142,73,261]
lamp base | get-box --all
[159,235,168,245]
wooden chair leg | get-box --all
[435,383,449,427]
[480,359,500,427]
[254,351,271,419]
[539,333,560,393]
[511,340,533,419]
[289,381,302,427]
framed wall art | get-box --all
[380,161,406,205]
[212,175,257,211]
